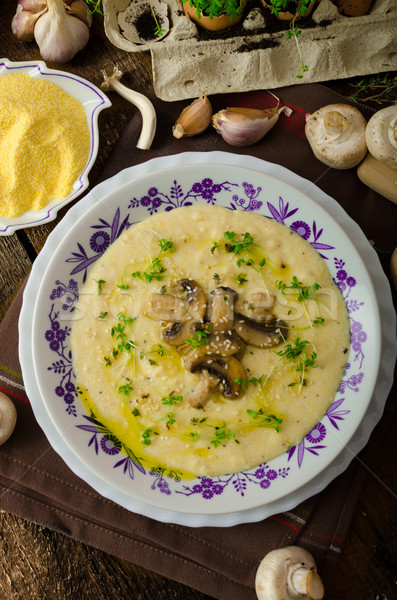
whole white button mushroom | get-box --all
[0,391,17,445]
[305,104,367,169]
[255,546,324,600]
[365,105,397,168]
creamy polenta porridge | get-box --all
[71,205,350,477]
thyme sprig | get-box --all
[349,73,397,106]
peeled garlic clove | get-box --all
[212,105,291,147]
[365,105,397,168]
[11,0,47,41]
[34,0,90,64]
[173,96,213,139]
[305,103,367,169]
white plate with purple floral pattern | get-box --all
[19,152,396,527]
[0,58,111,236]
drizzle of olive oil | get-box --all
[77,386,197,480]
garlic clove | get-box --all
[18,0,47,12]
[34,0,90,64]
[12,5,46,41]
[173,96,213,139]
[212,105,291,147]
[65,0,93,29]
[11,0,47,41]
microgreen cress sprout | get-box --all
[210,423,238,447]
[149,0,165,37]
[131,237,174,283]
[94,279,105,296]
[85,0,103,15]
[276,277,321,301]
[266,0,316,78]
[184,325,213,349]
[182,0,247,21]
[246,409,282,432]
[161,392,183,405]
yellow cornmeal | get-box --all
[0,73,90,218]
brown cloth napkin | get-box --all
[0,83,395,600]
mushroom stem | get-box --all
[288,567,324,599]
[101,67,156,150]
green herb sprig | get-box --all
[118,378,133,397]
[131,238,174,284]
[184,325,213,350]
[161,392,183,406]
[210,423,238,448]
[277,337,317,390]
[211,231,255,255]
[246,409,282,432]
[276,276,321,301]
[94,279,105,296]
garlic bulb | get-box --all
[212,105,292,147]
[173,96,213,139]
[12,0,91,64]
[365,105,397,168]
[305,104,367,169]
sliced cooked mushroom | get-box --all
[177,278,207,321]
[183,352,247,398]
[161,321,194,345]
[244,291,275,319]
[209,286,237,330]
[235,313,287,348]
[147,293,191,322]
[189,369,220,408]
[177,326,244,358]
[147,279,206,322]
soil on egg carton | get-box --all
[136,0,329,46]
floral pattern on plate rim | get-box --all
[44,178,366,498]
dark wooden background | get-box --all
[0,1,396,598]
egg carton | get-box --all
[103,0,397,101]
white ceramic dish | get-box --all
[0,58,111,236]
[19,152,396,527]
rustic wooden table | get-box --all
[0,2,396,598]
